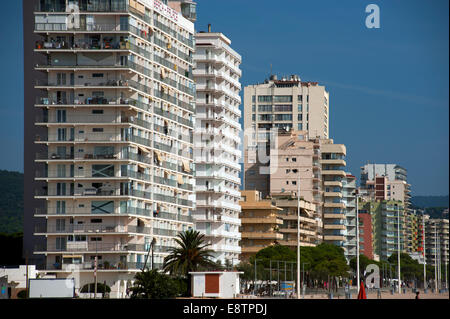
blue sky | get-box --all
[0,0,448,195]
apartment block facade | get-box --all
[424,217,449,267]
[243,75,329,198]
[342,174,357,261]
[359,200,406,261]
[239,191,283,261]
[27,0,196,297]
[272,195,319,248]
[192,30,242,265]
[321,140,348,250]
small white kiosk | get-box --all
[189,271,242,298]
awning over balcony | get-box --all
[182,160,190,172]
[138,146,150,154]
[155,151,162,162]
[177,174,184,185]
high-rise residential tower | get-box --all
[342,173,357,261]
[192,29,242,265]
[27,0,196,297]
[243,75,329,197]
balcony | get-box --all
[323,235,346,241]
[34,0,128,13]
[323,213,346,219]
[240,217,283,225]
[323,202,346,208]
[241,232,283,240]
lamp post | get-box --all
[434,223,438,291]
[396,204,401,294]
[422,210,426,290]
[296,168,309,299]
[254,258,262,296]
[94,229,99,299]
[302,262,309,294]
[355,191,360,293]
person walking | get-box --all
[415,291,420,299]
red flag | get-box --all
[357,281,367,299]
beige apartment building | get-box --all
[239,190,283,261]
[272,195,320,248]
[243,75,329,197]
[245,129,350,252]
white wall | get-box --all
[0,266,37,289]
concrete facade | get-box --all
[243,76,329,198]
[27,0,197,298]
[239,191,283,261]
[193,31,242,265]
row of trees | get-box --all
[119,230,447,298]
[349,252,442,288]
[237,244,350,294]
[129,229,221,298]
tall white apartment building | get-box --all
[342,173,357,261]
[30,0,196,298]
[193,28,242,265]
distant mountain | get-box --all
[411,195,449,208]
[0,170,24,233]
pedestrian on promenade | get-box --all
[415,291,420,299]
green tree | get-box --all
[129,269,180,299]
[163,229,217,295]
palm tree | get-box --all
[129,269,179,299]
[163,229,217,295]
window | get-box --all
[273,95,292,103]
[298,95,303,102]
[297,114,302,121]
[67,235,86,242]
[56,201,66,214]
[93,128,104,132]
[286,158,289,162]
[91,219,103,223]
[252,95,256,103]
[297,123,303,130]
[298,104,302,112]
[286,181,289,185]
[292,158,297,162]
[258,105,272,112]
[292,181,297,185]
[274,114,292,121]
[92,73,104,78]
[90,237,102,242]
[258,95,272,103]
[274,105,292,112]
[57,109,67,123]
[91,201,114,214]
[286,169,291,174]
[92,110,104,114]
[92,165,114,177]
[258,114,272,121]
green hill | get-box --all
[411,195,449,208]
[0,170,24,233]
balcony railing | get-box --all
[35,0,127,13]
